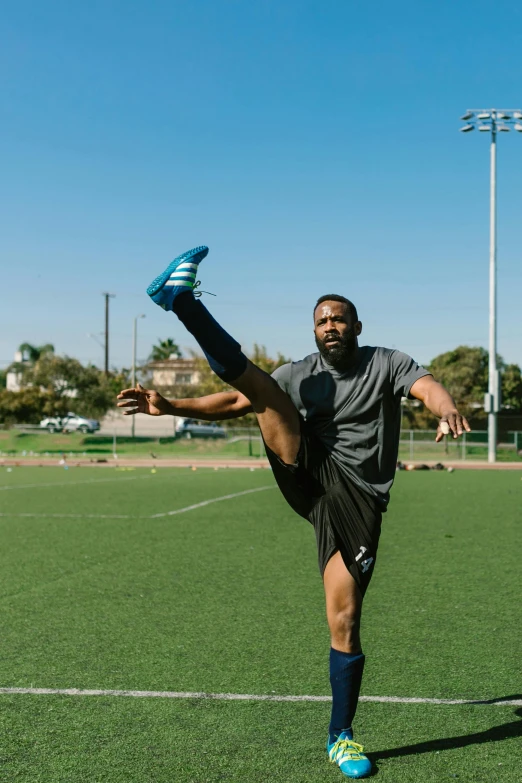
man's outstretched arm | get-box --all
[117,383,253,420]
[409,375,471,442]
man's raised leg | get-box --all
[146,246,301,464]
[227,360,301,465]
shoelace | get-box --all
[329,738,366,763]
[193,280,216,298]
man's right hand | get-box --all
[116,383,173,416]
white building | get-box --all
[144,357,202,394]
[6,351,23,391]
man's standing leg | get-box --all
[324,552,365,736]
[323,551,372,778]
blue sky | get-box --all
[1,0,521,372]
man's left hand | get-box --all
[435,412,471,442]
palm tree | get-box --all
[149,338,182,361]
[18,343,55,363]
[7,343,55,387]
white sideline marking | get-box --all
[149,485,275,517]
[360,695,522,706]
[0,486,275,520]
[0,475,155,492]
[0,513,132,519]
[0,687,519,706]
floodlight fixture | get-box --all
[514,123,522,132]
[496,112,511,120]
[497,124,510,132]
[460,124,474,132]
[461,111,474,121]
[513,111,522,120]
[477,112,491,119]
[478,124,492,131]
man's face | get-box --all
[313,301,361,368]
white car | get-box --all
[40,412,100,434]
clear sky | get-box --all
[1,0,521,372]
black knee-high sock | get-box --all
[172,293,247,383]
[329,649,365,743]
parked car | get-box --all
[39,412,100,434]
[175,418,226,439]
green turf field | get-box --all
[1,466,520,781]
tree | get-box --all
[403,346,488,429]
[184,345,292,426]
[24,354,124,419]
[404,345,522,427]
[0,355,130,425]
[0,387,57,425]
[7,343,53,382]
[149,338,182,361]
[250,343,291,376]
[5,342,56,382]
[502,364,522,412]
[428,346,488,413]
[17,342,55,363]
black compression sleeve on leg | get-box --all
[172,293,248,382]
[329,649,365,741]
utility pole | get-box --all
[131,315,146,438]
[102,293,115,374]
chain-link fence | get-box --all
[211,427,266,457]
[399,430,522,462]
[4,420,521,462]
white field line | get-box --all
[0,687,520,707]
[0,513,133,519]
[149,485,275,517]
[0,475,156,492]
[0,486,275,520]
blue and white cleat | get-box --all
[146,246,209,311]
[327,731,372,779]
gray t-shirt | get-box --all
[271,346,430,507]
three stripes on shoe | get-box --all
[165,262,198,288]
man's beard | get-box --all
[315,330,358,371]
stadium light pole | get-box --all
[131,314,146,438]
[460,108,522,463]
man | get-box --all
[117,246,470,779]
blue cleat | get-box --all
[146,246,209,311]
[327,731,372,779]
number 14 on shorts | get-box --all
[355,546,374,573]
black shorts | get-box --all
[265,420,382,595]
